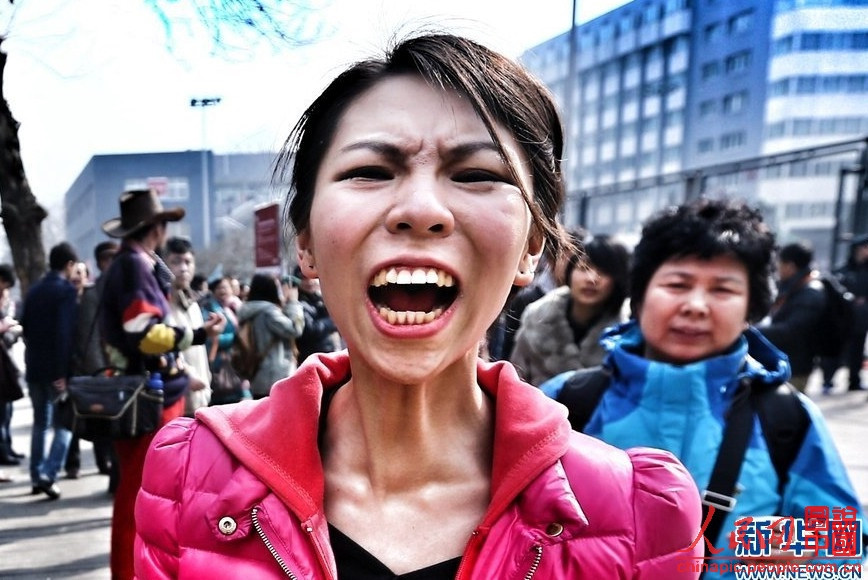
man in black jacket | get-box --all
[290,266,340,363]
[759,242,826,393]
[21,242,80,499]
[839,235,868,392]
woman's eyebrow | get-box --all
[339,140,403,162]
[339,139,503,163]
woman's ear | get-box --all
[514,233,545,287]
[295,231,317,278]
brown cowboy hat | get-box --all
[101,189,185,238]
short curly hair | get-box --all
[630,198,776,323]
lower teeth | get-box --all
[378,307,444,325]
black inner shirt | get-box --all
[329,524,461,580]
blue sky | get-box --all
[3,0,628,207]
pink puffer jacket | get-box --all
[135,353,702,579]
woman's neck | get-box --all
[322,360,493,493]
[569,297,600,327]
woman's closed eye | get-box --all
[452,169,512,184]
[338,166,393,181]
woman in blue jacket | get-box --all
[543,198,866,578]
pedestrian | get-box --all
[135,32,702,578]
[200,275,250,405]
[510,232,630,385]
[68,241,119,491]
[837,234,868,392]
[0,263,23,469]
[235,272,304,398]
[64,259,92,479]
[542,199,866,578]
[99,188,225,580]
[757,241,826,393]
[20,242,80,500]
[163,236,212,415]
[289,265,340,364]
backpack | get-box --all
[812,276,854,358]
[555,366,809,493]
[231,320,265,381]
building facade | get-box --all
[64,150,285,268]
[521,0,868,268]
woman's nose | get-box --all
[681,288,710,315]
[385,177,454,236]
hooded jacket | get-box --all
[235,299,304,397]
[542,320,866,579]
[135,352,703,579]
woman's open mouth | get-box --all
[368,267,458,325]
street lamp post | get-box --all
[190,97,222,248]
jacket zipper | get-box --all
[524,544,542,579]
[251,506,298,579]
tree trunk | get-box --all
[0,36,47,294]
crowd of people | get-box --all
[0,28,865,580]
[0,190,342,578]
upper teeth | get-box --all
[371,267,454,288]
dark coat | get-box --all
[759,276,826,376]
[21,271,78,383]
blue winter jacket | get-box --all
[542,320,866,577]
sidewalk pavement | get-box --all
[1,370,867,579]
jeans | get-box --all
[28,381,72,484]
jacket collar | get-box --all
[196,352,572,524]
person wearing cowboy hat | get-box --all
[98,188,226,580]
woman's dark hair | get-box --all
[630,198,776,323]
[0,264,15,287]
[275,32,573,264]
[566,235,630,317]
[247,273,281,306]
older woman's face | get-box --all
[298,75,538,383]
[638,254,749,364]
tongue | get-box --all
[381,286,439,312]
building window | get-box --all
[642,3,660,26]
[767,122,786,138]
[665,0,688,13]
[164,178,190,201]
[719,131,746,150]
[663,145,682,162]
[769,79,790,97]
[773,35,794,55]
[793,119,813,135]
[725,50,751,74]
[697,138,714,153]
[619,13,636,35]
[722,91,747,114]
[796,77,818,94]
[664,109,684,127]
[642,115,661,133]
[705,22,724,44]
[699,99,717,116]
[728,10,754,35]
[701,61,720,80]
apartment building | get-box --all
[521,0,868,267]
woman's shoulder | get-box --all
[559,433,702,560]
[523,286,569,319]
